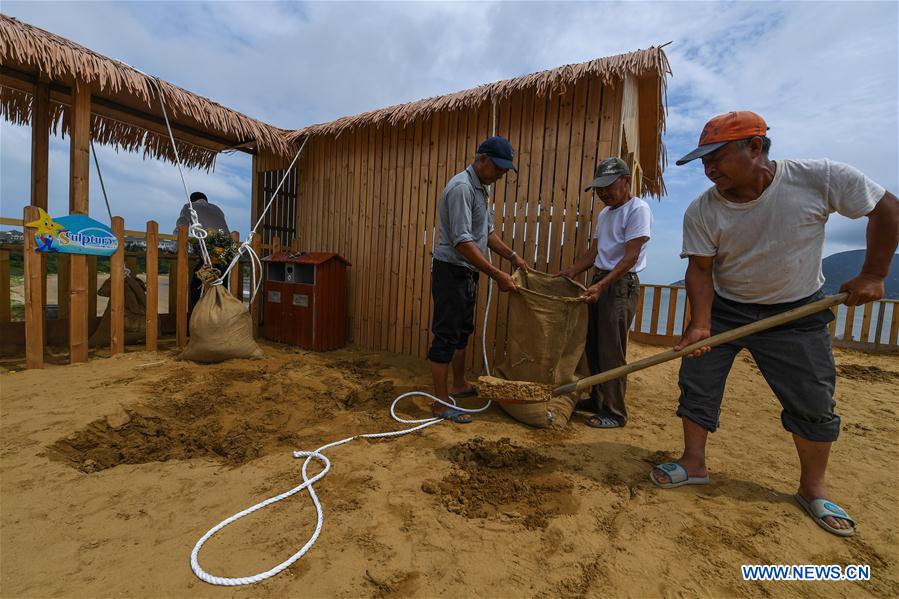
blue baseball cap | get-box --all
[477,136,517,172]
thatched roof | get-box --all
[287,46,670,195]
[0,14,292,170]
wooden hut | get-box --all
[0,14,294,367]
[256,46,672,368]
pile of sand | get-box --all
[1,341,897,597]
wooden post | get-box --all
[31,81,50,210]
[145,221,159,352]
[32,80,51,335]
[0,250,9,323]
[168,256,177,316]
[250,233,262,338]
[68,81,91,364]
[229,231,241,296]
[873,301,885,350]
[23,206,44,368]
[57,255,70,319]
[87,256,98,321]
[176,224,188,347]
[110,217,125,355]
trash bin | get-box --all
[262,251,350,350]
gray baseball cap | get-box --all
[584,157,630,191]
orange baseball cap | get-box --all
[676,111,769,165]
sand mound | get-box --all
[424,437,575,529]
[1,342,897,598]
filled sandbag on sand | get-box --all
[89,272,156,347]
[181,265,264,363]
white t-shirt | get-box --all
[593,197,653,272]
[681,159,885,304]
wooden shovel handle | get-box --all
[553,292,848,396]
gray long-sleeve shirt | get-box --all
[432,165,494,271]
[174,199,229,235]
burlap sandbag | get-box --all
[89,273,152,346]
[495,270,588,428]
[181,269,264,362]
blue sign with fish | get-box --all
[26,208,118,256]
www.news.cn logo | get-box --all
[742,564,871,581]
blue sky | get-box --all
[1,1,896,284]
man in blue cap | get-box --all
[428,136,528,423]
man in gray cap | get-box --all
[428,135,528,423]
[557,157,652,428]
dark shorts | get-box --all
[427,260,478,364]
[677,289,839,442]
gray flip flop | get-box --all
[649,462,710,489]
[794,494,856,537]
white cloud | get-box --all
[2,1,896,283]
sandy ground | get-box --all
[1,341,897,598]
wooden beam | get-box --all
[68,81,91,364]
[176,224,188,347]
[23,206,44,368]
[30,80,50,210]
[110,217,125,355]
[87,256,98,316]
[1,68,255,155]
[0,250,9,323]
[229,231,241,296]
[69,81,91,215]
[145,221,159,352]
[250,233,261,338]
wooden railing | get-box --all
[630,284,898,353]
[0,211,249,367]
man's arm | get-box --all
[840,191,899,306]
[456,242,516,292]
[487,231,529,272]
[581,237,648,302]
[557,240,598,279]
[674,255,715,356]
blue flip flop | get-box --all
[436,407,473,424]
[451,386,478,399]
[586,414,621,429]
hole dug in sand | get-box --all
[47,359,399,474]
[421,437,576,529]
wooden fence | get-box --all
[0,211,248,367]
[630,284,899,353]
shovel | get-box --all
[552,292,848,397]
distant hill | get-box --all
[669,250,899,299]
[822,250,898,299]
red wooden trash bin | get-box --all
[262,251,351,351]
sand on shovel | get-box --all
[475,375,554,403]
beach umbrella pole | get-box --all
[553,292,849,397]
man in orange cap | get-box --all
[650,111,898,538]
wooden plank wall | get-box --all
[259,81,628,369]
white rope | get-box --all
[212,137,309,296]
[190,391,491,586]
[89,140,114,223]
[138,74,211,267]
